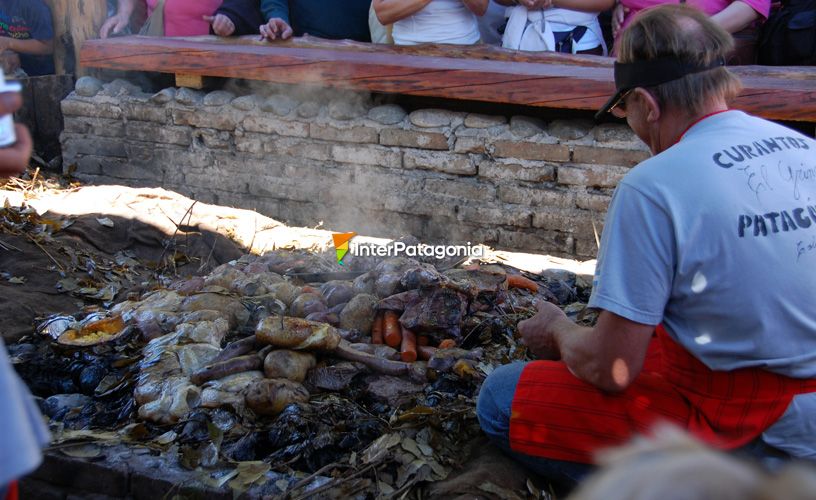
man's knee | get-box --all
[477,362,527,439]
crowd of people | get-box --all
[1,0,813,78]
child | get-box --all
[0,0,55,76]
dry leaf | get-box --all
[228,461,271,492]
[61,443,103,458]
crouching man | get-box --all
[477,4,816,489]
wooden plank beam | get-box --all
[79,35,816,122]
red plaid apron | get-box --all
[509,325,816,463]
[3,482,17,500]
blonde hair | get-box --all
[617,5,742,115]
[568,424,816,500]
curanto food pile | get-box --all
[12,242,596,498]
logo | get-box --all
[332,232,356,265]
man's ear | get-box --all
[634,88,661,123]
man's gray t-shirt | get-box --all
[587,110,816,458]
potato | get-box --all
[320,281,355,307]
[290,293,327,318]
[263,350,316,382]
[353,272,376,295]
[256,317,341,351]
[268,281,301,307]
[245,379,309,416]
[339,294,378,334]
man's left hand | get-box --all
[518,301,568,360]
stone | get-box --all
[509,115,546,138]
[453,136,485,154]
[194,129,232,149]
[403,150,475,175]
[478,158,556,183]
[491,140,570,162]
[150,88,176,104]
[557,163,630,188]
[339,294,378,333]
[593,123,639,143]
[328,99,365,120]
[368,104,406,125]
[331,144,402,168]
[576,191,612,212]
[127,122,191,146]
[100,79,141,97]
[203,90,235,106]
[42,394,92,418]
[30,453,129,497]
[464,113,506,128]
[380,128,449,150]
[498,228,574,255]
[409,109,454,128]
[571,146,649,167]
[242,115,308,137]
[457,206,531,227]
[498,185,575,208]
[296,100,321,118]
[310,123,378,143]
[231,95,261,111]
[175,87,204,106]
[548,119,593,140]
[262,95,298,116]
[75,76,103,97]
[424,178,495,202]
[61,99,122,119]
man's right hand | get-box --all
[100,13,130,39]
[0,93,32,177]
[259,18,293,41]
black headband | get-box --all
[595,57,726,121]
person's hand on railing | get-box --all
[0,92,31,177]
[204,14,236,37]
[259,18,294,41]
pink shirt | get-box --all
[146,0,223,37]
[620,0,771,32]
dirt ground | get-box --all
[3,169,599,499]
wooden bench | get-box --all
[80,35,816,123]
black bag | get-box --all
[757,0,816,65]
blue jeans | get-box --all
[476,362,593,488]
[476,362,792,489]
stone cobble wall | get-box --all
[60,78,651,259]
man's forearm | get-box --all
[6,38,53,56]
[710,1,760,33]
[550,311,653,392]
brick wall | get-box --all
[60,78,651,259]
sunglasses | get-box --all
[609,88,634,118]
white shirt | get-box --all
[392,0,481,45]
